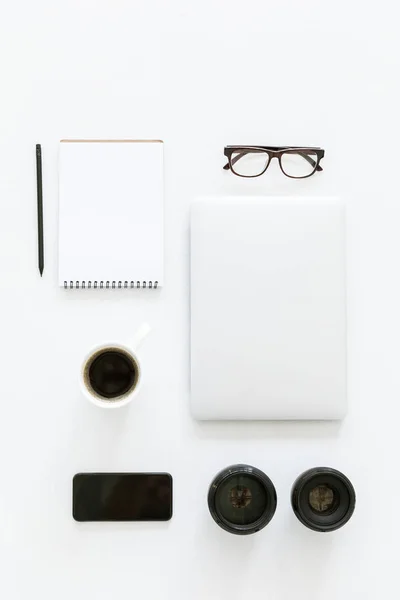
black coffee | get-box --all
[86,349,137,399]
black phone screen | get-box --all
[73,473,173,522]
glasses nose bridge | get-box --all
[269,151,280,163]
[266,151,281,168]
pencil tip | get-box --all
[39,268,44,276]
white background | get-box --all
[0,1,398,598]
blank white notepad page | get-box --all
[191,197,347,420]
[59,140,163,288]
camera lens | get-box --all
[208,464,277,535]
[291,467,356,532]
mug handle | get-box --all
[130,322,151,352]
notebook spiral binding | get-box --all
[64,281,158,289]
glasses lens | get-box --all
[230,149,269,177]
[280,150,318,178]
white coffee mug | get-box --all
[80,323,150,409]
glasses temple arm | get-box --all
[301,153,323,172]
[223,151,247,170]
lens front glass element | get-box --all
[308,484,337,514]
[215,474,267,526]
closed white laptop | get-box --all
[190,197,347,420]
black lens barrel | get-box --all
[291,467,356,532]
[208,464,277,535]
[208,465,355,534]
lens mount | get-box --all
[208,464,277,535]
[291,467,356,532]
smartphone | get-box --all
[73,473,173,522]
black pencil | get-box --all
[36,144,44,276]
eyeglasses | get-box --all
[223,145,325,179]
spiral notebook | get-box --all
[191,197,347,420]
[59,140,164,289]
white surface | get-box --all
[191,197,346,420]
[59,140,163,287]
[0,1,399,598]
